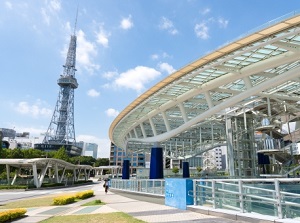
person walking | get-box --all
[104,178,110,194]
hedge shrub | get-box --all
[0,185,28,190]
[53,195,75,205]
[0,208,27,223]
[75,190,94,199]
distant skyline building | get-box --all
[77,141,98,159]
[109,142,146,174]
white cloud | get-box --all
[194,22,209,39]
[96,25,110,47]
[201,8,211,15]
[151,52,171,60]
[105,108,119,118]
[49,0,61,12]
[103,71,118,80]
[87,89,100,97]
[14,100,52,118]
[114,66,161,92]
[12,125,47,137]
[159,17,178,35]
[77,134,111,158]
[75,29,100,74]
[5,1,13,9]
[159,62,176,74]
[151,54,159,60]
[41,8,50,25]
[120,15,133,30]
[218,17,229,28]
[40,0,61,26]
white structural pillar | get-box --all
[162,111,171,132]
[55,163,59,183]
[204,91,214,109]
[140,123,146,138]
[6,164,10,185]
[11,168,21,185]
[39,162,50,187]
[149,117,157,136]
[59,167,66,183]
[226,115,235,176]
[133,128,138,138]
[32,163,39,188]
[243,76,253,90]
[178,102,188,123]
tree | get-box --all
[53,147,69,162]
[196,166,202,176]
[23,148,44,158]
[172,166,179,176]
[95,158,109,166]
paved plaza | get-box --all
[10,188,243,223]
[1,182,296,223]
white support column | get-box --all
[59,167,66,183]
[32,163,39,188]
[267,97,272,117]
[39,162,50,187]
[11,168,21,185]
[149,117,157,136]
[6,164,10,185]
[87,169,91,179]
[211,122,214,145]
[226,115,235,176]
[129,131,133,138]
[178,102,188,123]
[54,163,59,183]
[73,169,77,182]
[243,107,247,130]
[162,111,171,132]
[140,123,146,138]
[243,76,253,90]
[84,168,87,181]
[204,91,214,109]
[133,128,138,138]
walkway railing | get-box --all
[110,178,300,219]
[110,179,165,196]
[192,178,300,219]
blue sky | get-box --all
[0,0,298,158]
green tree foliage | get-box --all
[22,148,44,158]
[172,166,179,175]
[95,158,109,166]
[53,147,69,162]
[11,148,24,158]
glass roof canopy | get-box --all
[109,12,300,156]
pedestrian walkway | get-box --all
[7,182,300,223]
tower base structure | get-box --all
[34,143,82,156]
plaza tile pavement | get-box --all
[8,182,300,223]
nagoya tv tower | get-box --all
[35,12,81,156]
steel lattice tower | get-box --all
[43,33,78,145]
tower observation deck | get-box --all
[34,34,81,156]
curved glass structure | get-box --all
[109,12,300,177]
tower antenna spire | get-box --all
[73,6,78,35]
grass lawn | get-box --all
[0,192,77,209]
[40,212,145,223]
[0,195,55,209]
[81,199,104,206]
